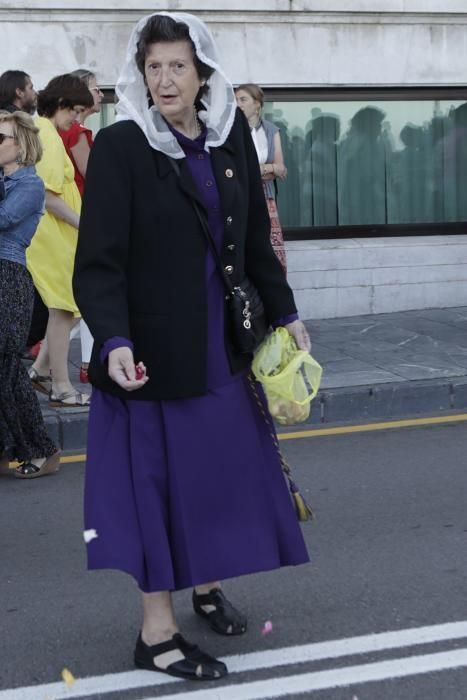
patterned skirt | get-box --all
[265,194,287,274]
[0,260,56,462]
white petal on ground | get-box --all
[83,529,99,544]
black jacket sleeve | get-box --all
[73,126,132,349]
[239,110,297,322]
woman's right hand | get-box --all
[108,346,149,391]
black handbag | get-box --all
[169,159,268,354]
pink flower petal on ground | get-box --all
[261,620,273,635]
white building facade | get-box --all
[2,0,467,318]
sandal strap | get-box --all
[28,368,50,382]
[145,634,192,656]
[15,462,40,476]
[50,390,90,405]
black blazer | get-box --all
[73,108,297,400]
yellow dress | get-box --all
[27,116,81,315]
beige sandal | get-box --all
[28,367,52,395]
[49,390,90,407]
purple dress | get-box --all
[84,127,309,592]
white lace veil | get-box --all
[115,11,237,159]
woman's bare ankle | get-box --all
[141,625,179,647]
[195,581,222,595]
[51,381,75,396]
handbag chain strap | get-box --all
[169,158,236,298]
[247,372,314,522]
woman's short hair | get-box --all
[0,109,42,165]
[236,84,265,108]
[135,15,214,99]
[37,74,93,118]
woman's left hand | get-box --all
[285,319,312,352]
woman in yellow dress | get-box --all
[27,74,93,406]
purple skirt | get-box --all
[84,373,310,592]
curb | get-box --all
[301,377,467,426]
[41,376,467,451]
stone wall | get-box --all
[288,235,467,319]
[3,1,467,318]
[1,1,467,88]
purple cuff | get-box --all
[271,312,299,329]
[100,336,134,364]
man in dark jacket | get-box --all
[0,70,37,115]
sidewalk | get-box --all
[37,307,467,451]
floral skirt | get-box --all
[266,195,287,274]
[0,260,56,462]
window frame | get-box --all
[262,86,467,240]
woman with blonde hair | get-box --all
[236,83,288,271]
[0,110,60,478]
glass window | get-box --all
[87,93,467,234]
[264,98,467,229]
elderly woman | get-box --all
[26,74,93,406]
[236,83,288,272]
[74,12,311,681]
[0,110,60,478]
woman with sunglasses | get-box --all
[0,110,60,478]
[59,68,104,385]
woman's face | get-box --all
[236,90,260,121]
[54,105,85,131]
[144,40,203,125]
[88,76,104,113]
[0,121,20,169]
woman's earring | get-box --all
[15,156,22,165]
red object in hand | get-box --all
[135,365,145,380]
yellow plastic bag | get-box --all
[252,327,323,426]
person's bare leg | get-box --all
[194,580,221,595]
[141,591,179,647]
[47,308,76,397]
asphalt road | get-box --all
[1,418,467,699]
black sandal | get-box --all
[193,588,247,636]
[14,451,61,479]
[134,632,227,681]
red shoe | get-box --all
[22,340,42,361]
[29,341,42,360]
[80,366,90,384]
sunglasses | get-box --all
[0,133,16,145]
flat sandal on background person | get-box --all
[73,12,311,681]
[0,110,61,479]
